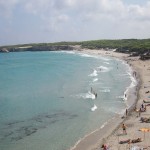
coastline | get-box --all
[70,48,150,150]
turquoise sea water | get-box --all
[0,51,135,150]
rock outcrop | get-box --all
[0,45,76,53]
[0,48,9,53]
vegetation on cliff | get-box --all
[0,39,150,59]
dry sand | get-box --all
[71,48,150,150]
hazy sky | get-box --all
[0,0,150,45]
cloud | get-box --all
[1,0,150,23]
[0,0,150,45]
[127,2,150,21]
[0,0,19,18]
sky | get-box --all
[0,0,150,46]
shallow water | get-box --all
[0,51,136,150]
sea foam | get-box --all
[99,89,110,93]
[93,78,98,82]
[91,104,97,111]
[76,91,96,100]
[98,66,110,72]
[89,69,98,77]
[78,53,98,59]
[103,62,110,65]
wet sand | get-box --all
[70,48,150,150]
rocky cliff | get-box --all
[0,48,9,53]
[0,45,77,53]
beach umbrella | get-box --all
[139,128,150,140]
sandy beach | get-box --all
[71,48,150,150]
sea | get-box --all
[0,50,137,150]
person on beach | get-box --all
[141,103,144,108]
[141,103,145,112]
[138,109,141,117]
[126,109,128,117]
[101,144,109,150]
[125,94,126,98]
[135,71,136,77]
[122,124,127,134]
[144,105,147,111]
[133,71,136,77]
[95,93,97,98]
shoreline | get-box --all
[70,115,123,150]
[70,48,150,150]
